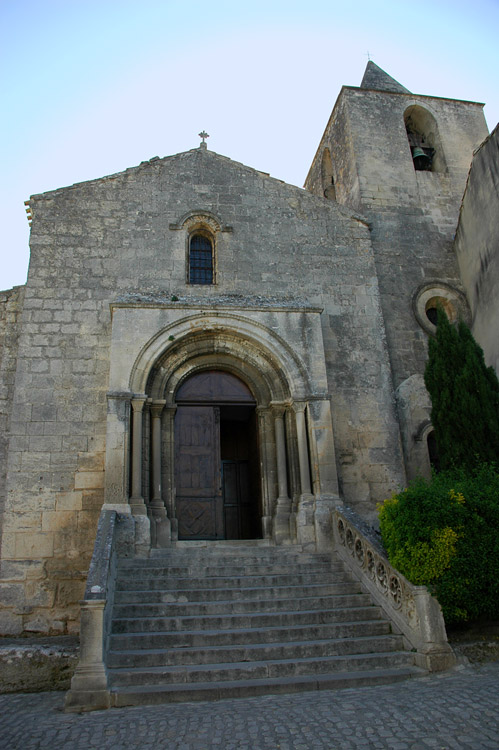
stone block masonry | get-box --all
[0,62,494,636]
[0,146,404,633]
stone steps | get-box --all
[115,571,351,591]
[108,633,404,668]
[108,650,415,687]
[107,544,424,705]
[116,563,343,578]
[111,605,386,634]
[109,618,392,651]
[111,592,374,618]
[113,582,358,604]
[111,667,421,706]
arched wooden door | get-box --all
[174,371,260,540]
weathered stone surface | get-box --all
[0,63,495,636]
[0,636,78,693]
[455,123,499,374]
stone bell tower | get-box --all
[305,61,489,478]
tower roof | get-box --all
[360,61,411,94]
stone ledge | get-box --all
[0,636,79,693]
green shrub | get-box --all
[378,464,499,624]
[424,307,499,471]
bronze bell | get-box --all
[412,147,432,170]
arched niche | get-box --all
[404,105,446,173]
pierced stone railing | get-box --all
[333,507,455,672]
[65,507,135,712]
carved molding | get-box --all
[334,508,455,671]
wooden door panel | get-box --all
[175,406,222,539]
[177,498,219,539]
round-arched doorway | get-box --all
[174,370,262,540]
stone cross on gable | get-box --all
[199,130,210,148]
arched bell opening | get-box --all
[174,370,262,540]
[404,104,446,173]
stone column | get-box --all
[272,405,291,545]
[162,405,178,541]
[130,397,147,513]
[294,402,312,496]
[256,406,273,539]
[293,401,315,548]
[64,599,110,711]
[150,400,171,547]
[130,396,150,554]
[150,401,165,503]
[308,398,341,551]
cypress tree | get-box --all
[424,307,499,471]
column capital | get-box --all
[270,401,289,419]
[131,395,147,413]
[256,405,272,416]
[292,400,308,415]
[150,400,166,418]
[106,390,134,403]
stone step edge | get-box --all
[116,567,344,578]
[150,542,300,552]
[111,593,370,611]
[121,557,336,566]
[112,585,360,601]
[107,650,413,677]
[110,667,425,706]
[109,617,390,643]
[108,633,401,658]
[111,605,381,626]
[113,581,357,595]
[116,573,357,591]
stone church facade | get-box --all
[0,63,495,636]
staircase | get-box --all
[107,542,424,706]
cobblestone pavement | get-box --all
[0,663,498,750]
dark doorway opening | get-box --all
[174,371,261,540]
[220,406,261,540]
[427,430,440,473]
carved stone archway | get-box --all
[105,306,340,550]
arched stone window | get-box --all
[413,282,470,335]
[189,232,214,285]
[404,105,446,173]
[321,148,336,200]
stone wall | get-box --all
[305,79,488,479]
[0,147,405,633]
[455,124,499,374]
[0,286,24,584]
[306,86,488,389]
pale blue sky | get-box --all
[1,0,498,291]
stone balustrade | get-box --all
[65,507,134,712]
[333,507,456,672]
